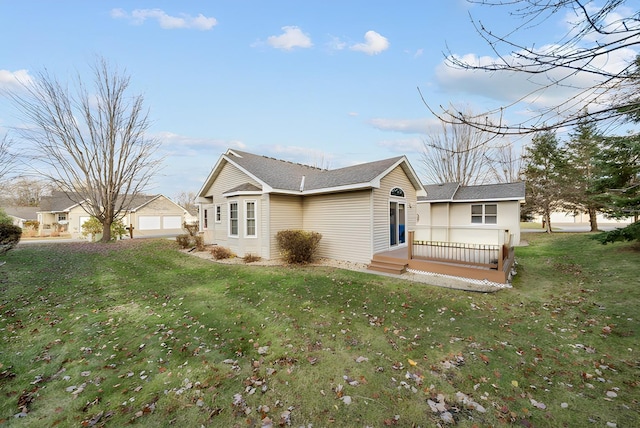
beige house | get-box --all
[196,149,425,264]
[37,191,187,239]
[416,182,526,247]
[197,150,525,283]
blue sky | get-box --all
[1,1,637,198]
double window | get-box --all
[471,204,497,224]
[228,200,257,237]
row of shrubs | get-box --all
[178,229,322,265]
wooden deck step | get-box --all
[367,259,407,275]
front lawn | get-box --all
[0,234,638,427]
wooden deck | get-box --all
[368,237,515,284]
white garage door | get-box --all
[163,216,182,229]
[138,216,161,230]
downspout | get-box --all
[299,175,305,192]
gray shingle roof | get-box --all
[38,192,167,213]
[224,183,263,194]
[420,183,460,201]
[421,182,525,202]
[3,206,38,220]
[225,149,413,193]
[38,191,83,212]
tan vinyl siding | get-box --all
[200,162,262,247]
[268,194,303,259]
[302,190,372,264]
[372,166,417,254]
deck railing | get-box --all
[407,231,510,271]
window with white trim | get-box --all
[203,209,208,229]
[471,204,497,224]
[215,204,222,223]
[229,202,239,236]
[245,200,256,237]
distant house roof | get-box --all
[4,206,38,221]
[38,191,181,213]
[38,191,84,213]
[198,149,425,197]
[420,182,526,203]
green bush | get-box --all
[0,208,12,226]
[0,223,22,255]
[592,221,640,244]
[276,229,322,264]
[81,217,127,241]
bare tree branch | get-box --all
[420,108,513,185]
[428,0,640,135]
[6,57,163,242]
[0,135,18,190]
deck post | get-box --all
[408,231,414,260]
[498,245,505,271]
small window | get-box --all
[485,204,497,224]
[215,205,222,223]
[471,204,498,224]
[390,187,405,197]
[57,213,67,222]
[229,202,238,236]
[203,209,208,229]
[245,201,256,237]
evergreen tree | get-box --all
[522,131,569,233]
[594,134,640,222]
[564,118,604,231]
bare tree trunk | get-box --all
[101,218,112,243]
[544,211,552,234]
[588,207,599,232]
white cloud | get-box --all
[262,144,334,166]
[266,26,313,51]
[350,31,389,55]
[0,69,32,91]
[326,35,347,51]
[368,117,438,134]
[155,131,245,156]
[378,138,424,154]
[111,8,217,30]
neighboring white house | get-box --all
[416,182,526,247]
